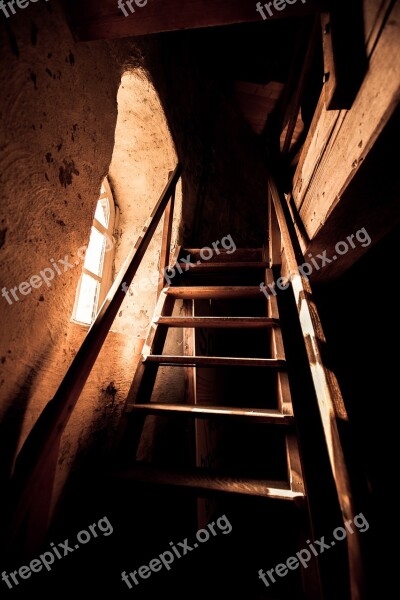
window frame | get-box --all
[72,177,116,326]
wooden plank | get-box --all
[129,403,294,424]
[144,355,286,368]
[108,465,304,500]
[68,0,326,42]
[167,286,263,299]
[292,89,326,203]
[269,176,365,600]
[156,316,279,328]
[293,96,342,211]
[304,105,400,282]
[294,1,393,207]
[296,2,400,239]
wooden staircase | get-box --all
[5,167,363,599]
[112,247,306,506]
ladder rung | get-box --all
[128,403,294,424]
[155,316,279,328]
[182,248,263,262]
[177,261,269,271]
[108,465,304,501]
[166,286,264,299]
[143,355,286,368]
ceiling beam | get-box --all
[66,0,326,41]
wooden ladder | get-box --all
[113,247,305,506]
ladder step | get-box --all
[177,261,269,272]
[166,286,264,299]
[155,316,279,328]
[182,248,263,262]
[108,465,304,501]
[128,403,294,424]
[143,355,286,368]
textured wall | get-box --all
[109,69,182,339]
[0,3,273,518]
[0,1,128,495]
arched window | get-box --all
[72,178,116,325]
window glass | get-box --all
[84,226,106,277]
[74,274,100,325]
[72,178,115,326]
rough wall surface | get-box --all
[109,69,181,339]
[0,1,128,492]
[1,5,272,516]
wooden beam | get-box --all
[67,0,327,42]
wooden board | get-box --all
[167,286,263,299]
[68,0,326,41]
[156,316,279,328]
[293,1,400,240]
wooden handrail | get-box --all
[268,176,364,600]
[158,170,176,297]
[7,164,182,543]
